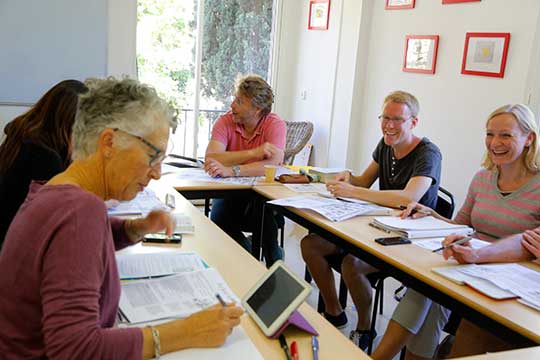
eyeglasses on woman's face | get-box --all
[113,128,165,168]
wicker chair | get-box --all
[283,121,314,165]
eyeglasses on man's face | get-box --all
[378,115,414,125]
[113,128,165,168]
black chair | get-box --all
[397,186,456,360]
[304,253,385,355]
[164,153,204,168]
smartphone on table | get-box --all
[143,233,182,244]
[374,236,411,246]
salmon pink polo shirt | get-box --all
[210,111,286,164]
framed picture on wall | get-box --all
[308,0,330,30]
[442,0,480,4]
[385,0,415,10]
[461,32,510,78]
[403,35,439,74]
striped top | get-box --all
[454,169,540,241]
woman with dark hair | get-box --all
[0,79,88,244]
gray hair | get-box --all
[481,103,540,173]
[234,74,274,117]
[72,77,176,160]
[382,90,420,118]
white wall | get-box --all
[275,0,540,208]
[0,0,137,136]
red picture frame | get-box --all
[308,0,330,30]
[461,32,510,78]
[385,0,415,10]
[402,35,439,74]
[442,0,480,4]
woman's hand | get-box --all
[126,210,175,242]
[326,180,357,198]
[522,228,540,259]
[442,234,477,263]
[179,304,244,348]
[399,202,433,219]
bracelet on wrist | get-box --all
[148,326,161,359]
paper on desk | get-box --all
[268,195,392,222]
[119,268,239,323]
[172,212,195,234]
[107,188,169,216]
[457,263,540,308]
[284,183,328,193]
[414,238,490,251]
[161,326,263,360]
[172,168,262,185]
[116,252,206,279]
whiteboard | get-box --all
[0,0,108,104]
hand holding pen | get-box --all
[399,203,432,219]
[439,235,479,263]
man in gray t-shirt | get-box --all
[301,91,442,350]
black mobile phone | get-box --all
[374,236,411,246]
[143,233,182,244]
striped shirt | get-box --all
[454,169,540,241]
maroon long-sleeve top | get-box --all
[0,182,142,359]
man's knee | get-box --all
[300,233,333,261]
[341,254,376,277]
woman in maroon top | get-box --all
[0,77,243,359]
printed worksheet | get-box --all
[116,252,206,279]
[119,268,239,323]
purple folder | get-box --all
[269,310,319,339]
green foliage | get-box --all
[201,0,272,106]
[137,0,273,113]
[137,0,195,113]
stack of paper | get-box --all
[172,212,195,234]
[309,167,347,183]
[116,252,263,359]
[432,263,540,308]
[268,195,392,222]
[371,216,473,239]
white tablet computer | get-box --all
[242,260,311,337]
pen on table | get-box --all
[369,222,391,233]
[290,340,299,360]
[399,205,431,216]
[279,334,292,360]
[311,336,319,360]
[215,293,227,307]
[432,236,472,253]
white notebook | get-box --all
[371,216,473,239]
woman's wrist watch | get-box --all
[232,165,241,177]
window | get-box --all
[137,0,276,158]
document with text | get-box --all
[268,195,392,222]
[107,188,169,216]
[119,268,239,324]
[116,252,206,279]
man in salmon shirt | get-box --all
[204,74,286,266]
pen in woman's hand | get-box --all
[432,236,472,253]
[215,293,227,307]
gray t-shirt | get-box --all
[372,137,441,209]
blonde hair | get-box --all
[382,90,420,118]
[234,74,274,116]
[481,104,540,173]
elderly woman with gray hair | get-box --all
[0,78,242,359]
